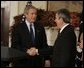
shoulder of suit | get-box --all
[13,21,25,29]
[34,22,44,28]
[63,25,74,32]
[66,24,74,29]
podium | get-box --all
[1,46,28,67]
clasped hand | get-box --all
[27,47,39,56]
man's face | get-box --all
[54,13,63,29]
[25,8,37,23]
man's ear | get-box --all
[59,18,63,23]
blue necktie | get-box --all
[30,24,35,43]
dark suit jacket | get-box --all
[11,21,49,67]
[52,25,76,67]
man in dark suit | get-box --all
[51,9,76,67]
[11,5,50,67]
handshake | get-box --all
[26,47,39,56]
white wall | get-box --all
[9,1,19,27]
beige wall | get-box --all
[18,1,28,15]
[18,1,47,15]
[32,1,47,10]
[48,1,83,13]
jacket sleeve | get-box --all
[37,26,52,60]
[11,25,27,52]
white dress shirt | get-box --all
[25,19,35,38]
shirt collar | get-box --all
[25,19,34,32]
[25,19,34,26]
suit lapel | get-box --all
[21,22,31,41]
[22,22,40,44]
[34,23,40,43]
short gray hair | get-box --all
[56,9,71,23]
[24,5,37,14]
